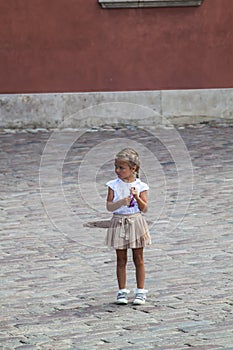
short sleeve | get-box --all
[106,179,117,190]
[139,181,149,192]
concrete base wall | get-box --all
[0,88,233,129]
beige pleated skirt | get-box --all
[105,212,151,250]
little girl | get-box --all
[105,148,151,305]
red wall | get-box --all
[0,0,233,93]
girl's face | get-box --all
[115,159,136,182]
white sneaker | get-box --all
[133,288,148,305]
[116,289,130,305]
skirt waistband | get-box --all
[113,212,141,219]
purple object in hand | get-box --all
[129,195,135,207]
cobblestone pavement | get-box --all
[0,125,233,350]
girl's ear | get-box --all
[131,165,137,173]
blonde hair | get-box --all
[115,148,141,178]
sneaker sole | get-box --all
[117,299,128,305]
[133,299,145,305]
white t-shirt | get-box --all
[106,178,149,215]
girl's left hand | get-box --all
[130,187,139,199]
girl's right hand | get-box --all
[122,196,131,207]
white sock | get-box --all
[119,288,130,293]
[134,288,148,294]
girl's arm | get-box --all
[106,187,131,212]
[131,188,148,213]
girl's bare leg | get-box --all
[116,249,127,289]
[132,248,145,289]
